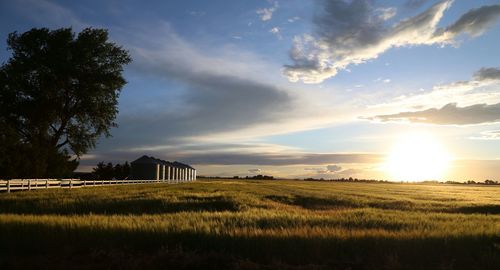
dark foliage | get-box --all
[92,161,130,180]
[245,175,274,180]
[0,27,131,178]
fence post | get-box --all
[46,179,49,189]
[83,180,86,187]
[7,180,10,193]
[28,179,31,191]
[69,179,72,189]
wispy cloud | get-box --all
[257,1,279,21]
[368,102,500,125]
[112,23,295,148]
[363,66,500,121]
[375,7,397,21]
[7,0,86,29]
[284,1,500,83]
[405,0,429,9]
[288,16,301,23]
[269,27,282,40]
[470,130,500,140]
[248,168,261,174]
[180,152,382,166]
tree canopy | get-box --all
[92,161,130,180]
[0,27,131,178]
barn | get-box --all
[130,155,196,182]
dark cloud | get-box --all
[284,0,451,83]
[104,72,292,149]
[179,152,381,166]
[369,102,500,125]
[313,0,382,47]
[308,168,367,180]
[79,144,382,169]
[284,1,500,83]
[93,27,295,151]
[441,5,500,37]
[405,0,428,9]
[473,67,500,81]
[326,164,342,172]
[303,164,343,174]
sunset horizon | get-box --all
[1,1,500,269]
[2,1,500,182]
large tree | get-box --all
[0,27,131,178]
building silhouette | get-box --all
[130,155,196,182]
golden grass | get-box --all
[0,179,499,269]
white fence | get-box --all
[0,178,194,193]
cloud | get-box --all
[434,4,500,40]
[269,27,282,39]
[248,168,261,174]
[78,143,382,170]
[257,1,279,21]
[470,130,500,140]
[326,164,342,172]
[283,1,500,83]
[332,168,364,178]
[179,152,382,166]
[375,7,397,21]
[369,102,500,125]
[303,164,342,174]
[7,0,86,29]
[473,67,500,81]
[188,11,206,16]
[91,22,300,152]
[365,67,500,119]
[288,16,301,23]
[304,167,323,171]
[405,0,429,9]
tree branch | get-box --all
[56,138,69,149]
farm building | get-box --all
[130,155,196,182]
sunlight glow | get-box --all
[384,133,451,181]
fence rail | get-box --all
[0,178,191,193]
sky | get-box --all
[1,0,500,181]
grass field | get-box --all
[0,179,499,269]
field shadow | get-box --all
[265,195,357,210]
[266,195,433,212]
[0,196,239,215]
[451,204,500,215]
[1,221,499,270]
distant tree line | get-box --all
[233,175,275,180]
[91,162,130,180]
[302,177,500,185]
[199,175,276,180]
[304,177,388,183]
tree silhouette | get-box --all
[92,161,130,180]
[0,27,131,178]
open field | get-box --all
[0,179,499,269]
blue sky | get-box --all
[1,0,500,181]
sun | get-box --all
[384,133,451,182]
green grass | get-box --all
[0,179,499,269]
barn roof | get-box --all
[172,161,194,169]
[131,155,158,164]
[131,155,194,169]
